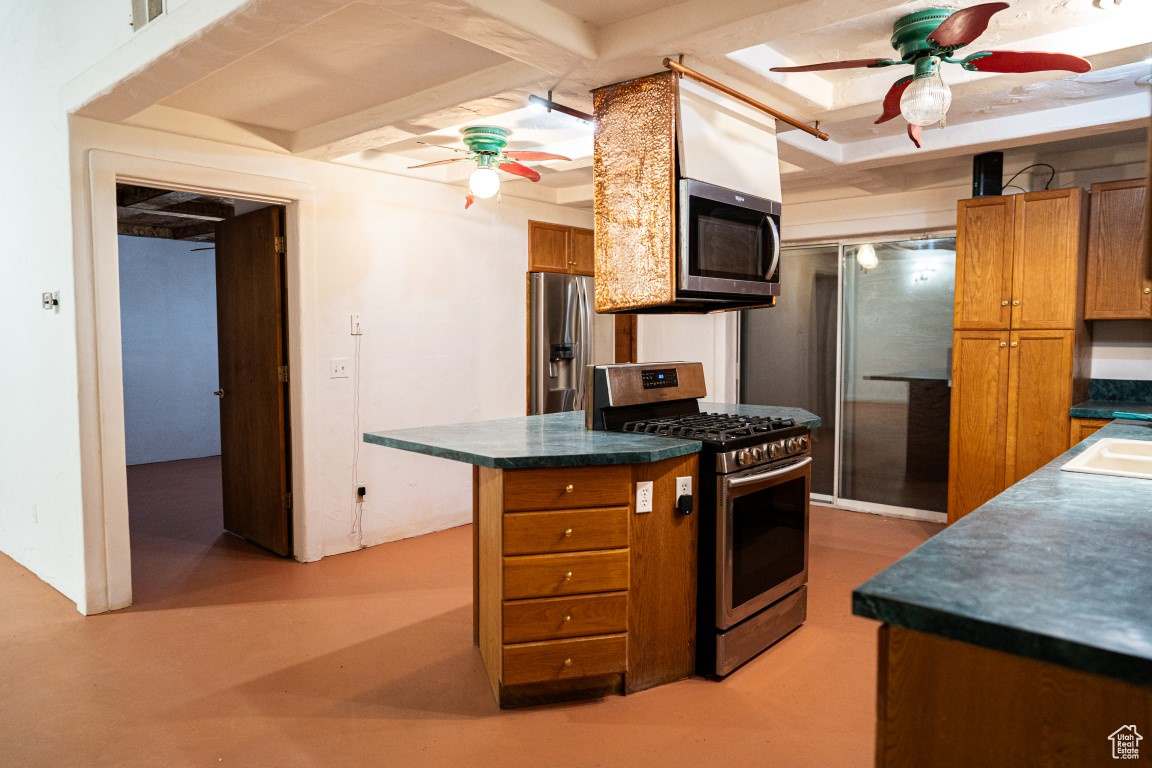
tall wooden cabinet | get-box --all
[948,189,1089,523]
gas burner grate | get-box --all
[621,412,796,443]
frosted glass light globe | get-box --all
[856,243,879,270]
[469,167,501,199]
[900,72,952,126]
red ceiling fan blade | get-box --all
[770,58,897,73]
[875,76,914,124]
[928,2,1009,49]
[408,158,468,169]
[907,123,923,149]
[504,151,571,162]
[961,50,1091,73]
[498,161,541,182]
[464,194,476,209]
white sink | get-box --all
[1061,438,1152,480]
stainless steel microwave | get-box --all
[677,178,781,301]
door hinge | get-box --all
[278,365,290,383]
[275,236,286,254]
[284,492,293,510]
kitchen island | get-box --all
[365,404,819,707]
[854,417,1152,766]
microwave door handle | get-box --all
[763,215,781,282]
[727,456,811,487]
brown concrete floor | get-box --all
[0,457,941,767]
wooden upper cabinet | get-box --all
[1012,189,1084,329]
[955,196,1015,330]
[955,189,1085,331]
[1084,178,1150,319]
[528,220,594,276]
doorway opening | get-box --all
[740,236,956,521]
[117,183,293,602]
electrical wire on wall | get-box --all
[351,332,364,547]
[1002,163,1056,194]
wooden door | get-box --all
[1085,179,1150,319]
[1005,329,1074,485]
[528,220,571,273]
[1011,189,1083,329]
[948,330,1010,524]
[954,196,1014,330]
[570,227,594,275]
[215,206,292,556]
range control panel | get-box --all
[641,368,679,389]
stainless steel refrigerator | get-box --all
[529,272,608,414]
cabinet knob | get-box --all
[565,571,573,581]
[1010,341,1019,347]
[563,614,572,623]
[564,484,574,493]
[1012,299,1020,306]
[1000,342,1007,348]
[1144,287,1151,295]
[1001,300,1009,307]
[563,658,573,667]
[564,528,573,537]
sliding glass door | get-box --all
[740,237,956,517]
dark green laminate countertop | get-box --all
[1070,401,1152,420]
[853,419,1152,685]
[363,403,820,469]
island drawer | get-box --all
[502,633,627,686]
[503,550,629,599]
[503,592,628,644]
[503,507,629,555]
[503,465,631,511]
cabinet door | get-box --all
[955,197,1015,330]
[1085,179,1150,319]
[1068,417,1110,449]
[570,227,595,275]
[529,220,571,273]
[1005,330,1074,485]
[1011,189,1083,329]
[948,331,1011,523]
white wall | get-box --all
[118,236,220,465]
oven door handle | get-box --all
[727,456,811,487]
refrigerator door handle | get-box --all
[574,276,588,410]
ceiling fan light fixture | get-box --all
[468,167,501,199]
[900,57,952,126]
[856,243,879,270]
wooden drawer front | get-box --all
[504,550,628,599]
[503,507,628,555]
[503,466,630,511]
[503,593,628,644]
[502,634,626,686]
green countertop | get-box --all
[363,403,820,469]
[853,419,1152,685]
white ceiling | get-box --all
[82,0,1152,209]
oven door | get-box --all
[717,456,811,629]
[678,178,781,300]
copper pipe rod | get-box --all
[663,57,830,142]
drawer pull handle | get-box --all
[565,484,574,493]
[565,571,573,581]
[564,528,573,537]
[563,614,572,623]
[563,658,573,667]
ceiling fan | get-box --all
[408,126,571,208]
[769,2,1092,147]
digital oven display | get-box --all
[641,369,678,389]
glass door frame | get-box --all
[737,230,955,523]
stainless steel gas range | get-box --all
[586,361,812,677]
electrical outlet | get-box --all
[356,485,366,500]
[635,480,653,513]
[330,358,350,378]
[350,313,363,335]
[676,476,692,498]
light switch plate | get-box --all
[350,313,363,335]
